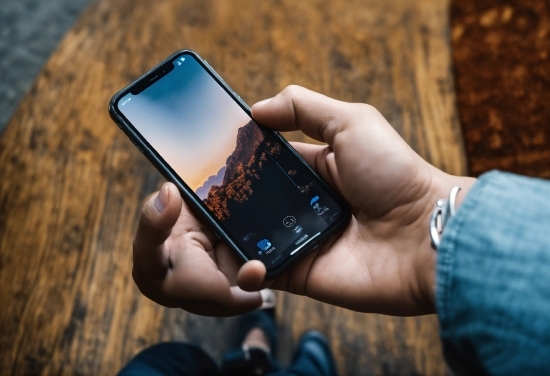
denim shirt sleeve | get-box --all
[436,171,550,376]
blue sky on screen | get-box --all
[119,55,250,190]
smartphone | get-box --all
[109,50,350,278]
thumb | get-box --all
[133,182,182,280]
[251,85,353,146]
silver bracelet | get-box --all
[430,186,461,250]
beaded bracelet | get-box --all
[430,186,461,250]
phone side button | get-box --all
[235,94,247,108]
[130,140,144,153]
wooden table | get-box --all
[0,0,466,374]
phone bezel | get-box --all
[108,49,351,278]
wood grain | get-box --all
[0,0,466,374]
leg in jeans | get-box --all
[269,331,338,376]
[117,342,219,376]
[221,309,280,375]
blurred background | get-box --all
[0,0,548,375]
[0,0,89,133]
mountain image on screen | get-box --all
[201,120,283,221]
[195,166,226,200]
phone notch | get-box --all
[130,62,175,95]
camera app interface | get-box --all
[118,54,342,267]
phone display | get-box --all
[110,51,349,276]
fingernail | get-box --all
[154,184,169,212]
[253,98,272,107]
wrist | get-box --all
[418,169,476,313]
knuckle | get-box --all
[280,84,302,99]
[353,102,379,117]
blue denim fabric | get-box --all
[437,171,550,375]
[118,339,335,376]
[117,343,218,376]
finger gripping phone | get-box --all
[109,50,350,278]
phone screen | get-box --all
[116,52,345,269]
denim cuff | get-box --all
[436,170,550,375]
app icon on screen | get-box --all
[283,216,297,227]
[257,239,272,251]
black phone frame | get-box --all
[109,49,351,279]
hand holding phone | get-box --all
[130,85,476,317]
[111,51,349,280]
